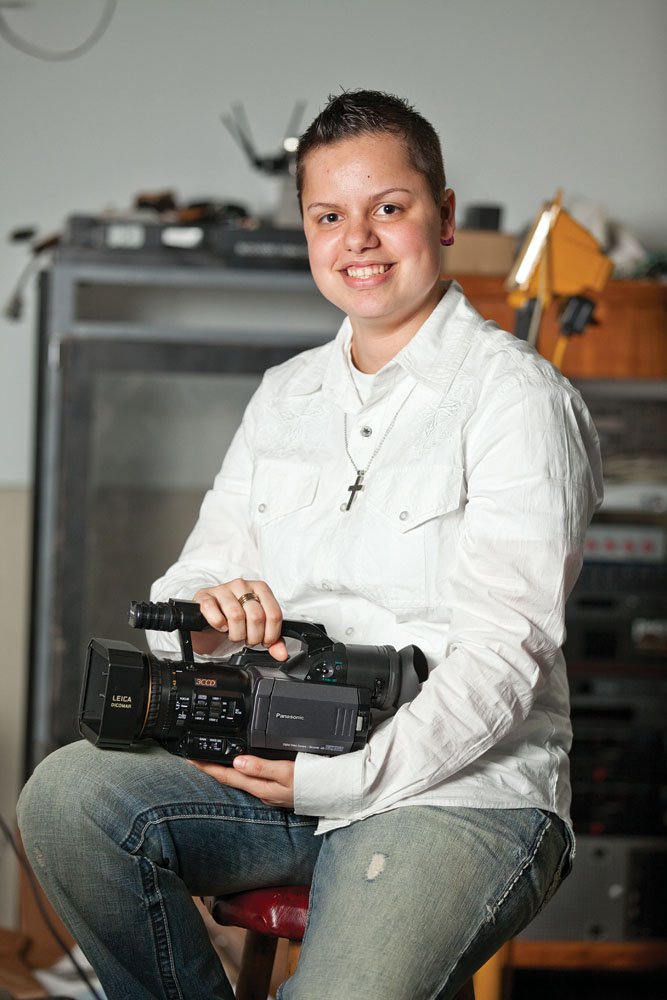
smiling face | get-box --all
[301,132,455,370]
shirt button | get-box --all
[345,627,355,636]
[360,425,373,437]
[340,503,348,512]
[399,510,409,521]
[258,503,267,513]
[322,581,332,591]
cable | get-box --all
[0,815,105,1000]
[0,0,117,62]
[3,253,40,321]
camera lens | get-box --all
[343,645,399,710]
[78,639,149,749]
[141,657,170,739]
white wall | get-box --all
[0,0,666,927]
[1,0,666,487]
[0,489,30,927]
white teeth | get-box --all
[346,264,389,278]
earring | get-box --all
[441,236,455,247]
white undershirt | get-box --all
[347,357,376,405]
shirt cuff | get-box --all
[293,750,364,819]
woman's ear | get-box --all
[440,189,456,246]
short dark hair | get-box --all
[296,89,446,207]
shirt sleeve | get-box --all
[294,373,603,820]
[146,388,262,655]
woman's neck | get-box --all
[350,331,407,374]
[349,286,445,373]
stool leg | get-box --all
[473,942,512,1000]
[234,930,278,1000]
[453,977,476,1000]
[286,939,302,978]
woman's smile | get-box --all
[301,132,455,369]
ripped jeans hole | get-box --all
[365,853,387,881]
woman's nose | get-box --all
[344,216,380,253]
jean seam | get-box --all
[276,846,323,999]
[139,855,184,1000]
[490,811,550,916]
[531,816,572,918]
[122,807,313,856]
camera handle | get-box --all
[177,611,329,668]
[279,620,330,656]
[128,599,331,669]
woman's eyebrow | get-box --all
[306,188,413,212]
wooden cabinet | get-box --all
[455,276,667,379]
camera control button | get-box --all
[311,661,335,678]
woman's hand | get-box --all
[192,756,295,809]
[192,579,288,659]
[189,581,293,804]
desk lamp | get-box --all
[506,192,613,369]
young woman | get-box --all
[18,90,602,1000]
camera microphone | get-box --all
[128,599,207,633]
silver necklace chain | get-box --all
[342,382,416,510]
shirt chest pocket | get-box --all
[353,464,465,612]
[250,459,320,598]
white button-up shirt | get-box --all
[149,282,603,834]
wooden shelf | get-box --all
[473,938,667,1000]
[510,938,667,970]
[455,276,667,379]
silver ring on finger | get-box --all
[238,591,261,608]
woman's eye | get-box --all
[377,204,400,216]
[319,212,341,224]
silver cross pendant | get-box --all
[344,470,365,510]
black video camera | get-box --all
[78,599,428,763]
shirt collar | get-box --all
[285,281,485,408]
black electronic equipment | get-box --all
[520,835,667,941]
[63,214,310,269]
[564,380,667,671]
[78,599,427,763]
[564,553,667,667]
[568,665,667,838]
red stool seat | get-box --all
[207,885,475,1000]
[209,884,310,940]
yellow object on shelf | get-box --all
[505,192,613,367]
[506,192,613,309]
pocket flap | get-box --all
[251,459,319,524]
[366,465,464,531]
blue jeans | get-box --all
[17,740,572,1000]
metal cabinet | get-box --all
[26,249,341,773]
